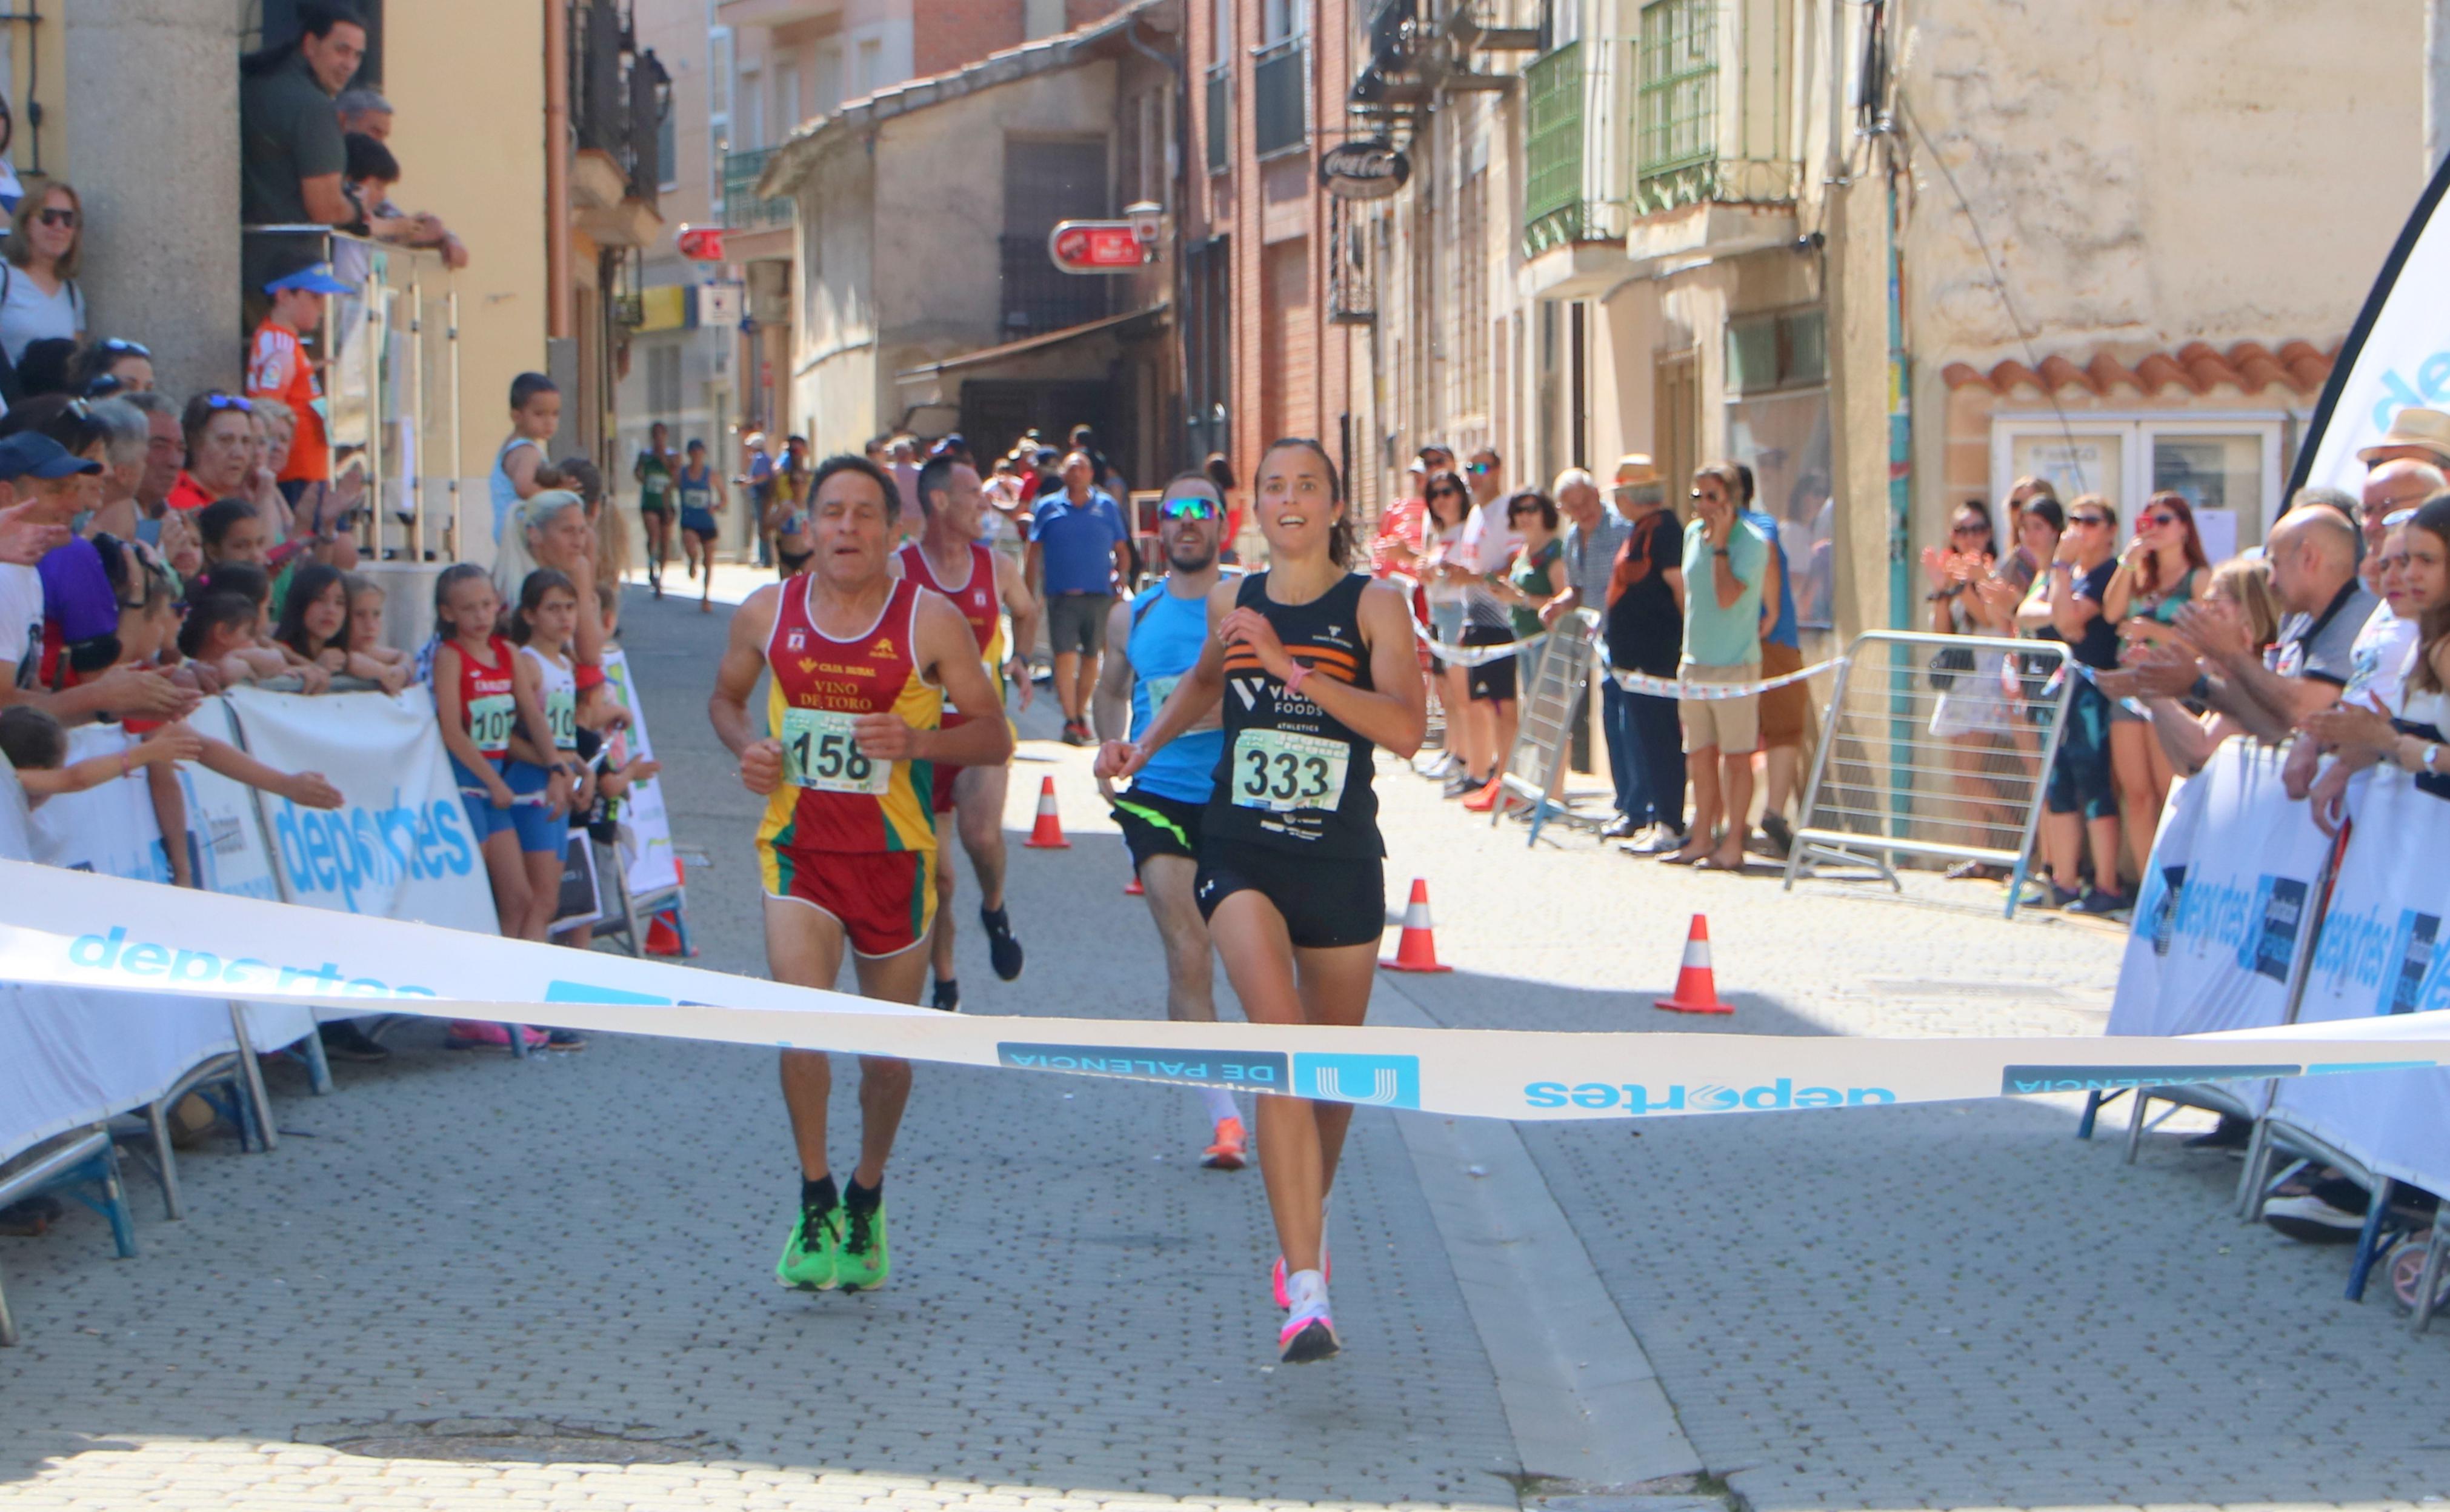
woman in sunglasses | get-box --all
[0,182,85,373]
[1417,470,1479,790]
[2100,489,2206,872]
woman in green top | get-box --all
[633,420,676,598]
[1496,488,1567,691]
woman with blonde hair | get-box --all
[0,180,85,373]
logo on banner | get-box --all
[1523,1077,1896,1113]
[270,790,476,913]
[998,1042,1286,1087]
[2143,864,2185,958]
[2386,910,2445,1016]
[2242,876,2310,982]
[1295,1053,1420,1108]
[2002,1063,2301,1094]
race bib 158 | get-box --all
[781,706,892,796]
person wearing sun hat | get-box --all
[246,254,353,504]
[2358,407,2450,472]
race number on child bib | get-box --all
[1230,728,1348,812]
[467,693,516,753]
[545,688,578,750]
[781,707,892,796]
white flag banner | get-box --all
[2291,153,2450,497]
[221,686,499,934]
[599,648,680,901]
[8,862,2450,1127]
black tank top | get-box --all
[1203,570,1382,858]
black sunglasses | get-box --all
[36,207,77,230]
[2069,513,2108,527]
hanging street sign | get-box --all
[1048,220,1152,275]
[1319,140,1411,201]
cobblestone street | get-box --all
[4,582,2448,1511]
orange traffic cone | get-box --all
[1123,873,1143,896]
[1654,913,1733,1014]
[1379,878,1453,973]
[645,856,688,956]
[1024,775,1071,848]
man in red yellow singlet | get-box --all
[893,453,1038,1010]
[709,454,1013,1296]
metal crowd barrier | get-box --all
[1491,610,1601,847]
[1782,630,2074,919]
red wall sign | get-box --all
[676,225,727,262]
[1048,221,1149,275]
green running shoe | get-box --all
[776,1202,841,1291]
[836,1198,890,1291]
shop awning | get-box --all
[895,304,1168,383]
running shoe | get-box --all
[2067,888,2131,919]
[1440,770,1479,799]
[318,1020,390,1064]
[1461,777,1504,813]
[776,1201,841,1291]
[982,905,1025,981]
[1270,1244,1333,1308]
[544,1028,588,1051]
[445,1021,550,1052]
[1277,1270,1340,1365]
[1202,1116,1247,1170]
[930,978,961,1012]
[2263,1193,2365,1244]
[836,1198,891,1291]
[1061,719,1090,747]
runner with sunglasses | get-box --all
[1090,473,1246,1169]
[1096,439,1428,1365]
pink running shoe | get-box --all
[1270,1245,1333,1310]
[445,1021,550,1051]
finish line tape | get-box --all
[1404,612,1842,698]
[6,860,2448,1123]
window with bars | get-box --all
[1206,65,1231,173]
[1636,0,1715,182]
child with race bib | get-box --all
[429,564,580,1050]
[508,568,593,948]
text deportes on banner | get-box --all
[7,861,2450,1125]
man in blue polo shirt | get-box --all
[1025,450,1129,745]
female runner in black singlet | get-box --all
[1097,438,1426,1364]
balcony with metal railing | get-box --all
[1631,0,1800,217]
[1000,235,1110,336]
[1522,39,1631,255]
[1253,37,1308,159]
[724,147,792,228]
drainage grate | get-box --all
[301,1419,731,1466]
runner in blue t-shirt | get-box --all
[1090,471,1245,1170]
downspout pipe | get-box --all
[545,0,574,342]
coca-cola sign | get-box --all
[1047,221,1151,275]
[1319,140,1410,201]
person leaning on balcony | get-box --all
[240,2,368,288]
[0,181,87,382]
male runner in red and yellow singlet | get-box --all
[710,454,1013,1295]
[893,453,1038,1010]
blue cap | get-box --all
[264,260,354,296]
[0,431,103,482]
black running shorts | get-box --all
[1112,789,1205,871]
[1193,838,1385,950]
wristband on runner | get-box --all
[1283,664,1314,698]
[574,662,605,691]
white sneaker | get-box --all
[1416,750,1459,779]
[2263,1194,2366,1244]
[1276,1268,1340,1364]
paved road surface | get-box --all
[4,577,2446,1512]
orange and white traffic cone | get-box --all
[1379,878,1454,973]
[1654,913,1733,1014]
[1123,873,1144,896]
[1024,775,1071,849]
